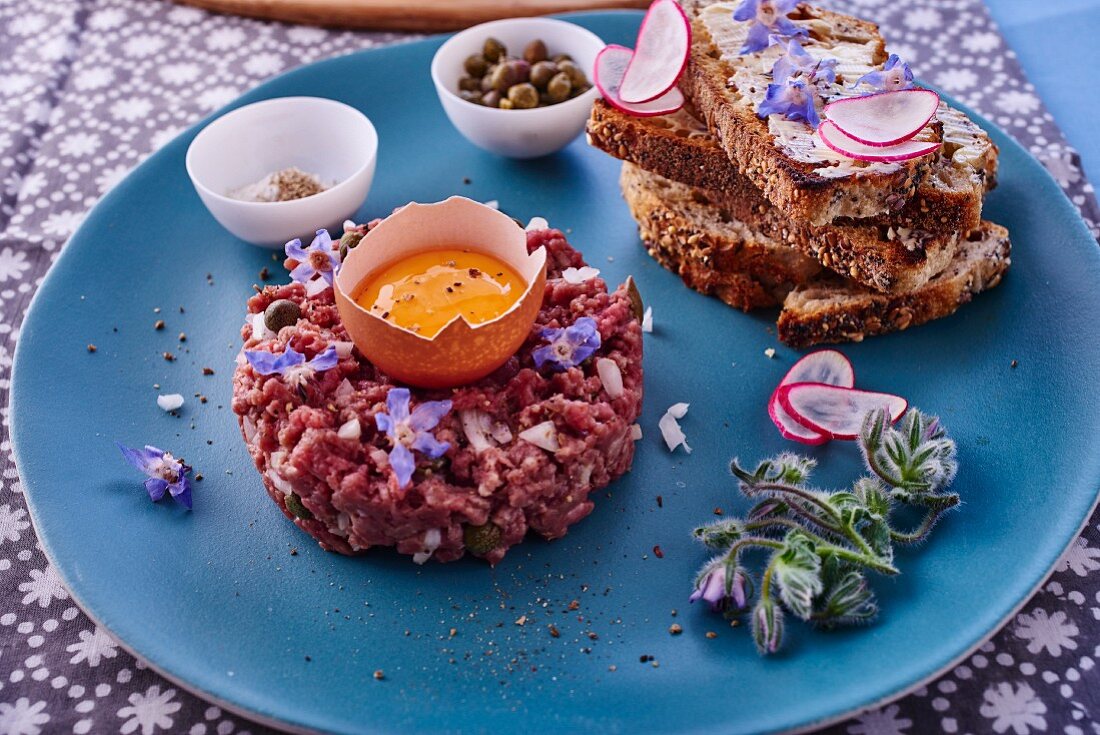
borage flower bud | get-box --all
[752,597,784,654]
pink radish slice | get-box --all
[595,44,685,117]
[818,120,940,162]
[768,395,829,445]
[619,0,691,104]
[777,382,907,441]
[823,89,940,147]
[767,350,855,445]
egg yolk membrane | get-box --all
[355,249,526,338]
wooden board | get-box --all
[174,0,649,31]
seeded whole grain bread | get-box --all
[588,98,996,236]
[611,137,964,293]
[621,163,1011,347]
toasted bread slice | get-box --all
[615,150,962,294]
[621,160,823,309]
[588,98,996,235]
[681,1,958,226]
[621,163,1011,347]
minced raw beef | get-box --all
[231,228,644,564]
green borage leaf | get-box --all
[692,408,959,655]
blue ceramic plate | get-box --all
[11,12,1100,735]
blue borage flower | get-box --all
[732,0,807,54]
[690,564,749,612]
[532,316,601,372]
[757,78,820,127]
[770,37,837,86]
[853,54,914,92]
[375,388,452,489]
[244,345,338,388]
[286,229,340,285]
[116,443,193,509]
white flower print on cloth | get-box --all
[1057,536,1100,577]
[117,685,182,735]
[847,704,912,735]
[0,698,50,735]
[0,501,30,542]
[1015,608,1079,657]
[18,565,70,608]
[67,626,121,667]
[980,682,1047,735]
[996,90,1042,115]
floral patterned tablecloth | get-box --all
[1,0,1099,733]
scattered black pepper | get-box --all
[195,474,204,481]
[202,367,215,376]
[548,624,560,638]
[259,267,271,281]
[163,352,175,361]
[669,623,682,635]
[373,670,384,680]
[714,507,724,516]
[154,320,165,330]
[1010,359,1018,368]
[305,656,312,662]
[178,332,187,342]
[705,631,718,639]
[653,545,664,559]
[86,344,97,353]
[462,177,471,185]
[656,495,663,508]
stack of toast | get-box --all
[586,0,1011,347]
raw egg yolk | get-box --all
[355,249,526,338]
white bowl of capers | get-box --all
[431,17,604,159]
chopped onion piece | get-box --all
[266,469,294,495]
[642,306,653,333]
[630,423,643,441]
[525,216,549,232]
[596,357,624,399]
[519,421,560,452]
[157,394,184,412]
[460,409,495,453]
[489,421,513,444]
[334,341,355,358]
[337,417,361,440]
[342,219,357,232]
[251,312,273,341]
[659,403,691,453]
[562,266,601,284]
[242,415,258,442]
[413,527,442,565]
[334,378,355,400]
[304,277,330,297]
[483,200,500,210]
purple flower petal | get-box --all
[386,388,411,424]
[145,477,169,502]
[169,478,192,510]
[285,238,308,261]
[531,344,555,370]
[741,22,773,53]
[732,0,757,21]
[245,347,305,375]
[289,261,316,284]
[388,442,415,488]
[411,433,450,460]
[408,399,452,432]
[117,442,164,476]
[311,229,333,252]
[308,346,339,373]
[375,411,395,436]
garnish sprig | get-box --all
[691,407,959,654]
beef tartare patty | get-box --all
[232,229,644,564]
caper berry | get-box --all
[529,60,558,89]
[458,89,482,105]
[552,53,573,64]
[339,229,364,253]
[464,53,489,77]
[523,39,548,64]
[557,60,588,89]
[284,492,313,520]
[264,299,300,333]
[490,59,530,91]
[481,90,502,108]
[624,275,644,321]
[498,97,515,110]
[545,72,572,103]
[507,83,539,109]
[458,75,481,92]
[463,522,503,555]
[483,37,506,63]
[480,72,495,93]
